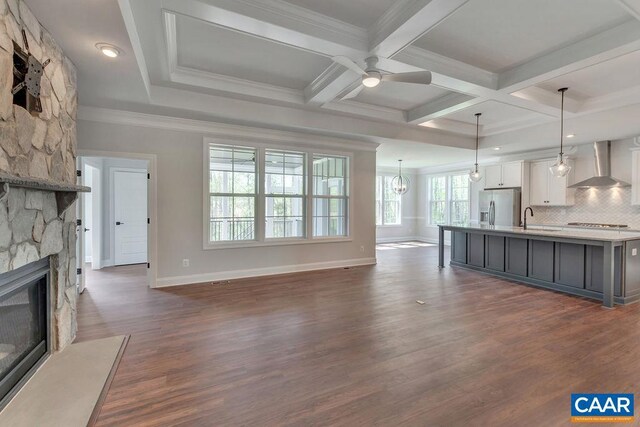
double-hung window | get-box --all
[205,142,350,246]
[376,176,401,225]
[265,150,306,239]
[428,173,469,225]
[208,145,257,242]
[312,155,349,237]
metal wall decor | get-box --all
[12,29,50,114]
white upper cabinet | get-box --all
[529,159,575,206]
[484,161,523,189]
[484,165,503,189]
[502,162,523,188]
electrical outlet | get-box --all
[182,259,190,267]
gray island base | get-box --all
[438,224,640,308]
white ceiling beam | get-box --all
[509,87,582,114]
[306,0,471,108]
[407,93,478,123]
[498,20,640,92]
[118,0,151,100]
[162,0,368,57]
[304,64,359,106]
[418,117,478,135]
[395,47,497,89]
[149,85,475,149]
[369,0,470,58]
[617,0,640,21]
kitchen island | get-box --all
[438,224,640,307]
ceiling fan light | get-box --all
[362,72,381,88]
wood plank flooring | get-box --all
[77,243,640,426]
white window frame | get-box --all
[427,171,470,227]
[312,154,350,239]
[376,174,402,227]
[264,149,307,240]
[206,144,258,244]
[203,140,353,249]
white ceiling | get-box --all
[435,100,540,126]
[176,15,332,90]
[376,141,472,169]
[23,0,640,169]
[281,0,396,29]
[414,0,629,72]
[537,50,640,99]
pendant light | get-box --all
[392,160,409,195]
[469,113,482,183]
[550,87,572,178]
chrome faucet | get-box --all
[523,207,534,230]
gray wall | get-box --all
[77,120,377,284]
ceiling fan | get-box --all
[332,56,432,100]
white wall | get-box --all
[375,168,418,242]
[77,119,377,286]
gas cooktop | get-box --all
[567,222,629,229]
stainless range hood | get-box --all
[568,141,630,188]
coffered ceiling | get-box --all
[24,0,640,166]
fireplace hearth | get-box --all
[0,258,49,409]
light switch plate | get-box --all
[632,248,638,257]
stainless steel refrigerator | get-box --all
[479,189,521,226]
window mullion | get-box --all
[256,147,266,242]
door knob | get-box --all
[116,221,124,225]
[84,228,90,232]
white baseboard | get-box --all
[155,257,377,288]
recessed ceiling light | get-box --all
[566,134,575,138]
[493,147,501,151]
[96,43,121,58]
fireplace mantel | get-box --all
[0,172,90,216]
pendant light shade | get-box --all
[469,113,483,183]
[392,160,409,195]
[550,88,572,178]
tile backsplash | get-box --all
[533,187,640,228]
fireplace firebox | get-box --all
[0,258,50,409]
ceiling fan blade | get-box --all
[331,56,366,75]
[382,71,432,85]
[341,84,364,100]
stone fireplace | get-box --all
[0,0,84,406]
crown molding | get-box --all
[78,106,380,152]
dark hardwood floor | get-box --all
[77,243,640,426]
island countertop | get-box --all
[438,223,640,243]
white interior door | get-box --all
[114,170,148,265]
